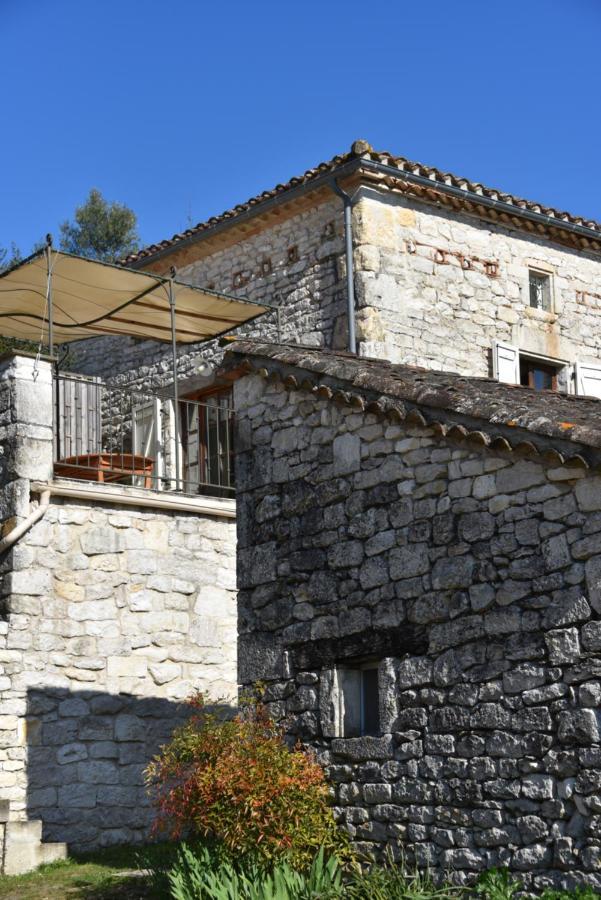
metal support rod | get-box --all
[45,234,54,357]
[329,180,357,354]
[45,235,61,456]
[168,271,181,491]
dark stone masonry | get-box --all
[228,341,601,892]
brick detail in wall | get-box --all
[354,190,601,377]
[67,199,347,393]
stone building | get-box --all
[72,139,601,399]
[2,140,601,874]
[229,340,601,891]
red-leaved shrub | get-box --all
[145,693,348,867]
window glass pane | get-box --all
[532,367,554,390]
[361,668,380,736]
[339,669,362,737]
[520,357,558,391]
[529,272,551,311]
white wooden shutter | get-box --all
[182,402,200,492]
[575,361,601,399]
[493,340,520,384]
[132,398,163,487]
[165,399,183,491]
[57,374,102,459]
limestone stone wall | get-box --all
[68,185,601,395]
[235,370,601,891]
[2,498,236,851]
[354,188,601,378]
[0,354,237,856]
[68,198,347,392]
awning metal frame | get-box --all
[0,243,272,348]
[0,241,272,494]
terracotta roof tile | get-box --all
[223,340,601,469]
[123,141,601,266]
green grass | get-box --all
[0,845,166,900]
[2,848,600,900]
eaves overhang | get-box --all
[125,144,601,270]
[359,158,601,252]
[127,157,363,270]
[222,339,601,472]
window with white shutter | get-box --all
[492,340,520,384]
[575,361,601,399]
[132,397,163,487]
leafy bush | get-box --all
[145,694,348,868]
[168,843,343,900]
[474,868,522,900]
[474,870,601,900]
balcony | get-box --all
[53,372,235,499]
[0,248,271,506]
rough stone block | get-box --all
[582,621,601,651]
[545,627,581,664]
[114,715,146,742]
[431,556,474,590]
[107,656,148,678]
[80,527,125,555]
[333,433,361,475]
[503,664,545,693]
[389,544,429,579]
[542,594,591,629]
[58,783,97,808]
[576,478,601,512]
[541,534,571,572]
[558,710,600,746]
[57,743,88,765]
[8,569,52,596]
[521,775,554,800]
[149,662,181,685]
[496,461,545,494]
[396,656,433,689]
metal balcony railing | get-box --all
[52,372,235,498]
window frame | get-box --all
[335,660,381,738]
[519,356,560,391]
[523,261,556,315]
[493,340,573,393]
[359,663,380,737]
[179,385,234,497]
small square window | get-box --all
[529,270,552,311]
[337,663,380,737]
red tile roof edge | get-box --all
[122,140,601,266]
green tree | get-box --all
[0,242,22,274]
[59,188,139,262]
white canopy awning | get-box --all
[0,249,270,345]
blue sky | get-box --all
[2,0,600,256]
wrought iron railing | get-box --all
[52,372,235,498]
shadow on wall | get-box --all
[26,687,233,853]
